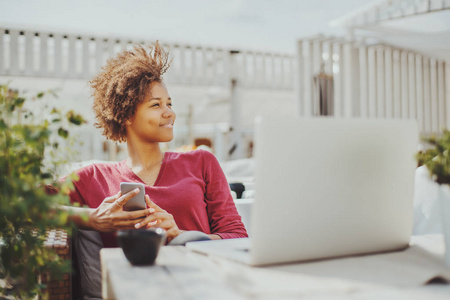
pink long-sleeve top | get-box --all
[69,149,248,247]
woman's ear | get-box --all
[125,120,131,126]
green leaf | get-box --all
[14,97,26,107]
[37,92,44,98]
[66,111,86,126]
[57,128,69,138]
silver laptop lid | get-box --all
[250,117,418,265]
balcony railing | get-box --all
[0,28,294,90]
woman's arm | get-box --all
[60,189,153,232]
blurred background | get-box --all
[1,0,449,162]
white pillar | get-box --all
[359,44,368,118]
[82,36,90,79]
[54,33,63,77]
[343,42,356,118]
[368,46,377,118]
[333,42,343,118]
[9,29,19,75]
[384,47,393,118]
[430,58,439,133]
[295,40,304,117]
[393,49,401,118]
[400,51,409,119]
[408,53,416,119]
[437,60,446,131]
[0,30,4,75]
[303,40,314,117]
[446,61,450,129]
[40,33,48,76]
[376,47,385,118]
[24,31,34,76]
[68,35,77,77]
[423,57,431,133]
[95,38,104,73]
[415,54,424,133]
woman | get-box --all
[62,42,248,247]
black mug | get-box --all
[117,228,166,265]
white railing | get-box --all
[296,36,450,135]
[0,28,294,90]
[330,0,450,28]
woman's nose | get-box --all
[162,105,174,118]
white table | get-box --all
[101,235,450,300]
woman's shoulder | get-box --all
[68,160,124,177]
[165,149,215,162]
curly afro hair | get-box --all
[90,41,171,142]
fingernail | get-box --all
[134,188,140,192]
[135,223,141,228]
[148,208,155,213]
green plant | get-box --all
[0,84,86,299]
[416,129,450,185]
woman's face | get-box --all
[126,81,176,143]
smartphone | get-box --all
[120,182,146,211]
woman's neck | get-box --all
[126,140,163,172]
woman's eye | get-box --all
[168,103,173,107]
[151,103,160,107]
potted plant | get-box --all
[416,129,450,266]
[0,84,85,299]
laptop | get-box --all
[187,117,419,266]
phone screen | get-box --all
[120,182,146,211]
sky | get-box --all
[0,0,376,53]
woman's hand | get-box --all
[136,195,182,243]
[88,188,154,232]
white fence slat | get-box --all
[437,61,446,131]
[9,29,19,75]
[24,31,34,76]
[384,47,393,118]
[408,52,416,119]
[334,42,344,118]
[368,46,377,118]
[376,47,385,118]
[295,41,304,116]
[54,33,62,76]
[393,49,401,118]
[446,61,450,129]
[303,41,313,117]
[400,51,409,119]
[416,54,424,132]
[430,58,439,133]
[95,38,104,74]
[68,35,77,77]
[359,45,368,118]
[423,57,431,133]
[343,43,355,117]
[0,30,4,74]
[287,56,294,89]
[324,41,333,75]
[40,33,48,76]
[82,36,90,79]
